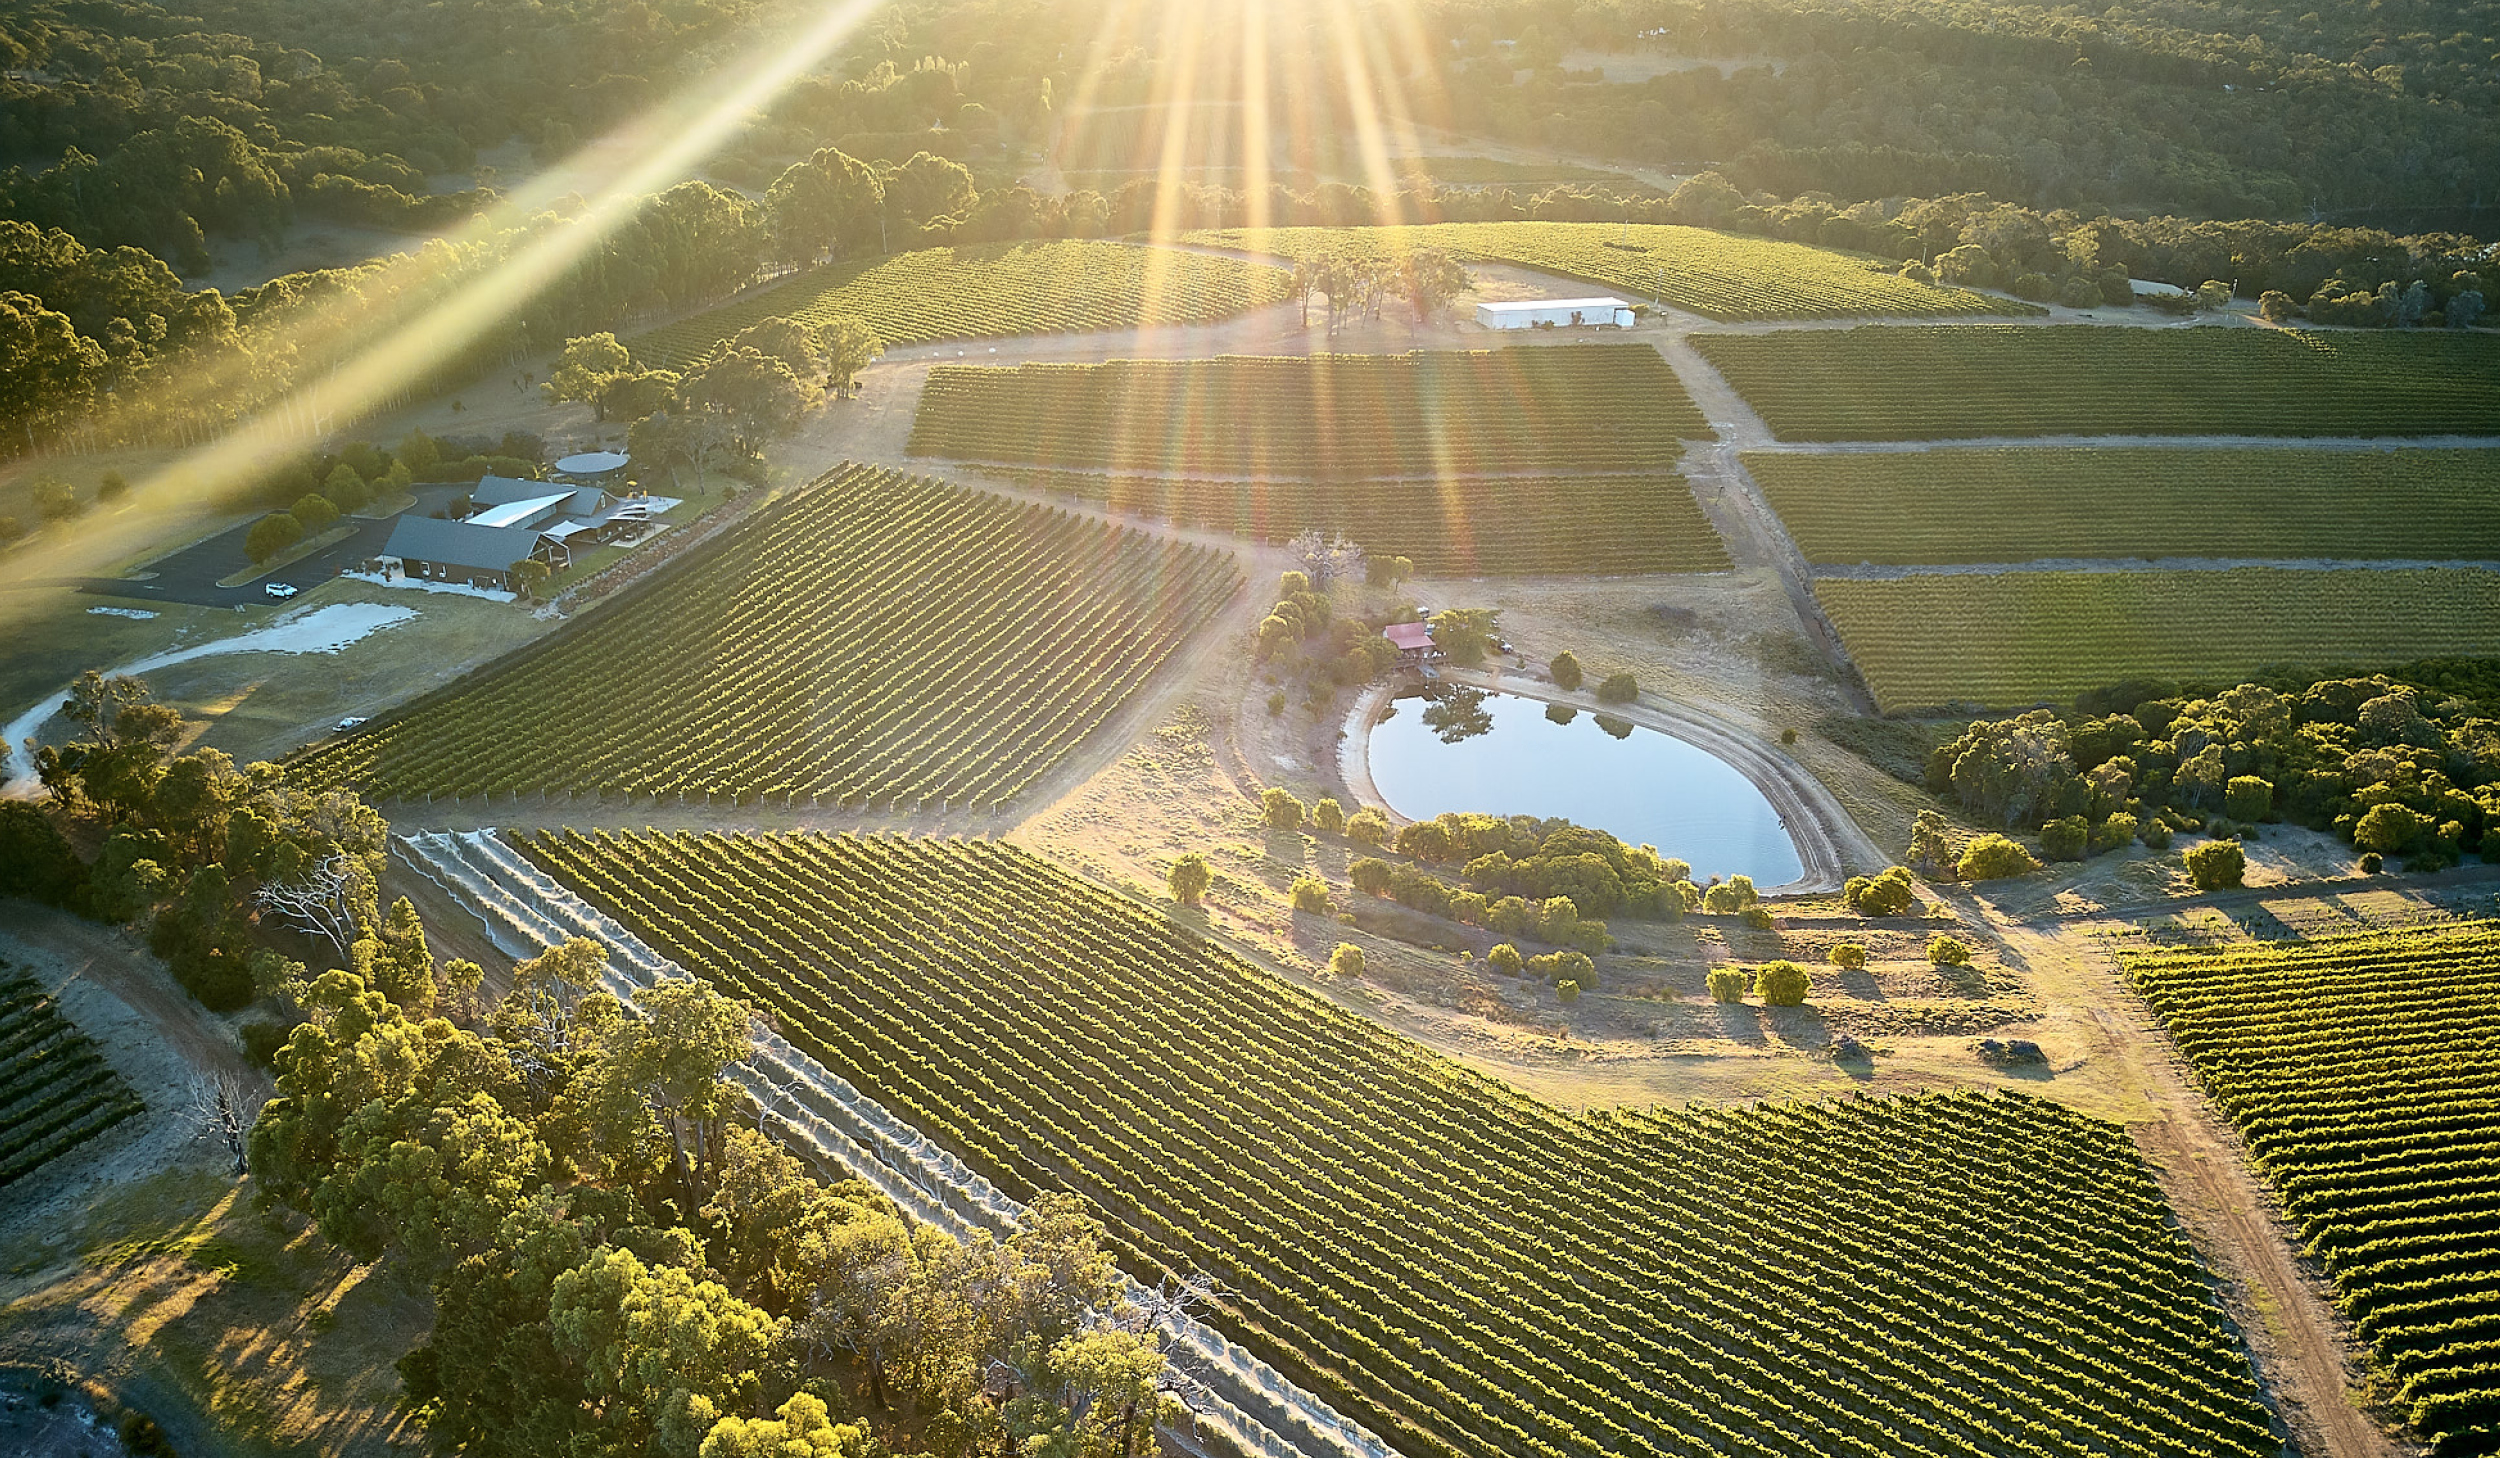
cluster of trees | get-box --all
[1435,0,2500,222]
[0,0,780,267]
[1928,673,2500,872]
[1482,939,1598,998]
[1348,854,1614,956]
[1284,249,1468,333]
[1388,809,1723,920]
[544,317,883,487]
[7,671,389,1010]
[251,927,1192,1458]
[1659,180,2500,324]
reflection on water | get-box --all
[1421,686,1495,743]
[1368,688,1806,885]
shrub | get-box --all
[1595,672,1639,704]
[2184,839,2246,891]
[1549,651,1583,691]
[1957,834,2040,881]
[2139,819,2172,851]
[1706,967,1747,1002]
[2223,775,2273,823]
[1527,950,1596,987]
[1266,690,1286,715]
[1700,875,1757,914]
[1487,942,1523,976]
[291,492,340,533]
[2353,803,2430,855]
[2359,851,2383,874]
[1290,876,1330,913]
[0,803,88,907]
[1827,942,1867,970]
[2092,812,2139,854]
[1312,797,1345,833]
[1753,959,1809,1006]
[1557,980,1581,1003]
[97,470,128,502]
[0,516,23,544]
[1261,787,1305,830]
[1327,943,1365,978]
[1349,857,1393,896]
[1168,853,1212,905]
[1843,866,1915,917]
[1740,906,1774,930]
[1346,809,1390,846]
[31,476,81,520]
[2040,814,2090,861]
[240,1017,299,1071]
[1927,934,1972,967]
[245,511,305,563]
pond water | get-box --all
[1366,687,1806,885]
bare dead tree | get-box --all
[1097,1271,1222,1416]
[253,854,361,956]
[186,1072,265,1177]
[1286,529,1366,591]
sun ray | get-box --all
[0,0,891,620]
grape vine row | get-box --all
[991,469,1730,575]
[908,347,1708,476]
[1696,326,2500,441]
[2128,924,2500,1453]
[287,465,1239,807]
[519,829,2276,1458]
[1189,222,2025,322]
[1748,447,2500,565]
[0,974,144,1188]
[1815,567,2500,713]
[629,240,1291,370]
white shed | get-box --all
[1475,297,1636,330]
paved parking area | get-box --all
[78,489,463,608]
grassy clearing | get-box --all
[910,346,1705,475]
[993,469,1729,575]
[1748,447,2500,564]
[1817,567,2500,712]
[2128,923,2500,1453]
[1191,221,2022,321]
[628,240,1289,369]
[1,1167,426,1458]
[1697,325,2500,441]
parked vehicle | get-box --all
[264,581,298,599]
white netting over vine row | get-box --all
[393,829,1395,1458]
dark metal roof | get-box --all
[380,515,547,573]
[471,474,558,506]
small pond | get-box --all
[1366,687,1806,885]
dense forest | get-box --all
[1,0,2495,475]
